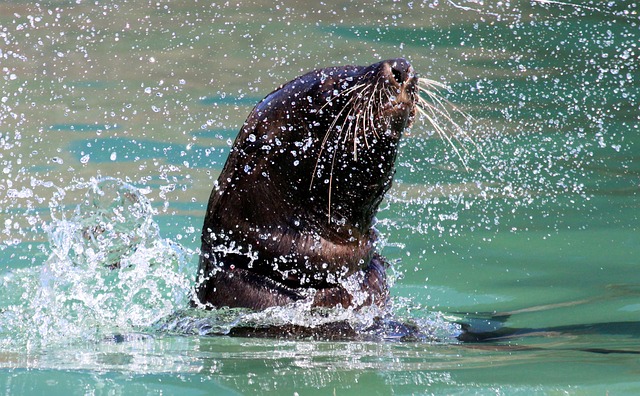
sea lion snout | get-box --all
[378,58,417,126]
[383,57,415,87]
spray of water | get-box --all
[0,176,463,348]
[0,177,193,349]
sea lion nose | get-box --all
[386,58,414,85]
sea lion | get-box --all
[192,58,418,311]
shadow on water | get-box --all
[455,312,640,355]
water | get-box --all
[1,0,639,394]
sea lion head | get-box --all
[239,57,417,228]
[196,58,418,308]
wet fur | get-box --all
[193,59,418,311]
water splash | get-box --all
[159,297,461,342]
[0,177,463,349]
[160,233,462,340]
[0,177,194,350]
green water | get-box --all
[1,0,639,394]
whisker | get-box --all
[418,85,474,125]
[356,97,369,152]
[418,77,450,90]
[416,78,484,164]
[327,129,342,220]
[323,80,376,215]
[365,80,381,140]
[340,93,366,148]
[418,97,472,160]
[340,85,371,161]
[319,83,367,112]
[352,87,374,159]
[418,78,476,123]
[310,84,368,191]
[416,106,470,170]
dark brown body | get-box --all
[193,58,417,311]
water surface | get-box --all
[1,0,639,394]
